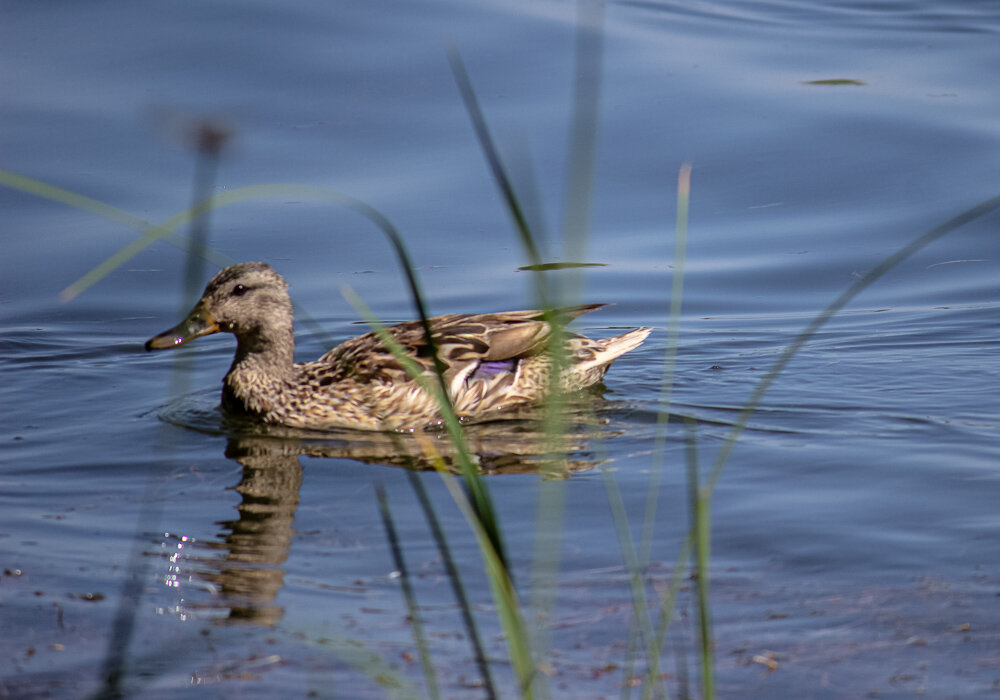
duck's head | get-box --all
[145,261,293,351]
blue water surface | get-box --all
[2,1,999,697]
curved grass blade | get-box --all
[0,169,236,302]
[684,419,714,700]
[341,286,507,570]
[641,163,690,566]
[449,31,606,697]
[599,462,668,700]
[1,171,351,369]
[705,190,1000,495]
[343,282,517,700]
[631,163,691,700]
[0,169,152,230]
[53,183,396,300]
[446,46,545,281]
[646,191,1000,694]
[562,0,605,297]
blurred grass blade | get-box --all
[645,533,693,700]
[0,169,151,230]
[600,463,668,700]
[562,0,605,294]
[59,194,229,301]
[375,481,441,700]
[684,418,714,700]
[641,163,692,568]
[91,512,157,700]
[2,171,344,350]
[449,27,607,695]
[671,632,692,700]
[180,121,231,308]
[53,183,438,301]
[637,163,692,700]
[170,122,230,399]
[0,169,232,301]
[96,132,228,699]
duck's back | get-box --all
[284,308,649,430]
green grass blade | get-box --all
[562,0,605,284]
[636,163,692,700]
[0,169,151,230]
[446,46,545,277]
[684,419,714,700]
[529,6,607,673]
[644,530,693,700]
[705,189,1000,496]
[48,182,439,301]
[599,464,669,700]
[340,286,509,571]
[640,163,691,567]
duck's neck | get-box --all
[233,321,295,371]
[223,319,296,416]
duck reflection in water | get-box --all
[172,404,630,626]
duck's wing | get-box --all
[432,304,606,365]
[317,304,606,385]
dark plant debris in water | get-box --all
[518,261,607,271]
[802,78,867,86]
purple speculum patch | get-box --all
[470,359,517,380]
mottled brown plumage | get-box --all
[146,262,651,431]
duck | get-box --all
[145,261,651,431]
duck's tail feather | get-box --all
[562,327,652,390]
[591,327,652,366]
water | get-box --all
[3,0,999,697]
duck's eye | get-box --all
[232,284,249,297]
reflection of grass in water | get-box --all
[7,19,1000,700]
[376,481,441,699]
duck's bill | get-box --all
[145,302,220,351]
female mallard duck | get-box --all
[146,262,650,431]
